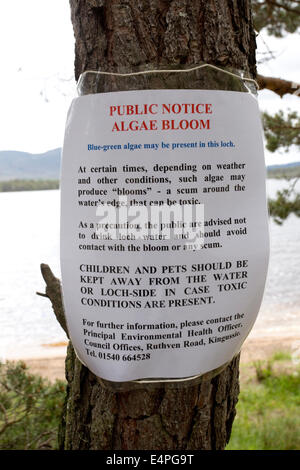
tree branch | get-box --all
[40,264,69,338]
[257,74,300,97]
[267,125,300,129]
[0,400,31,436]
[266,0,300,14]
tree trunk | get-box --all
[50,0,256,450]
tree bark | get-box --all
[41,264,240,450]
[70,0,256,80]
[50,0,256,450]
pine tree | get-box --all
[43,0,266,450]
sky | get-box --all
[0,0,299,166]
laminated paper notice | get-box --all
[60,90,269,382]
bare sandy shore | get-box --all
[15,334,299,383]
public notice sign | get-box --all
[60,89,269,382]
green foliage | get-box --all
[0,361,65,450]
[263,110,300,153]
[253,351,292,379]
[271,351,292,361]
[253,360,274,381]
[254,2,300,222]
[263,110,300,223]
[227,356,300,450]
[268,180,300,223]
[253,0,300,36]
[0,179,59,192]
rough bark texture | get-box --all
[50,0,257,450]
[42,264,240,450]
[70,0,256,81]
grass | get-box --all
[227,353,300,450]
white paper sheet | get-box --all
[60,90,269,382]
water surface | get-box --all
[0,181,299,359]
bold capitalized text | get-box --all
[109,102,212,132]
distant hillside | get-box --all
[0,148,299,181]
[0,149,61,181]
[267,161,300,179]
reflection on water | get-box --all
[0,181,299,358]
[0,190,63,359]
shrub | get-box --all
[0,361,66,450]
